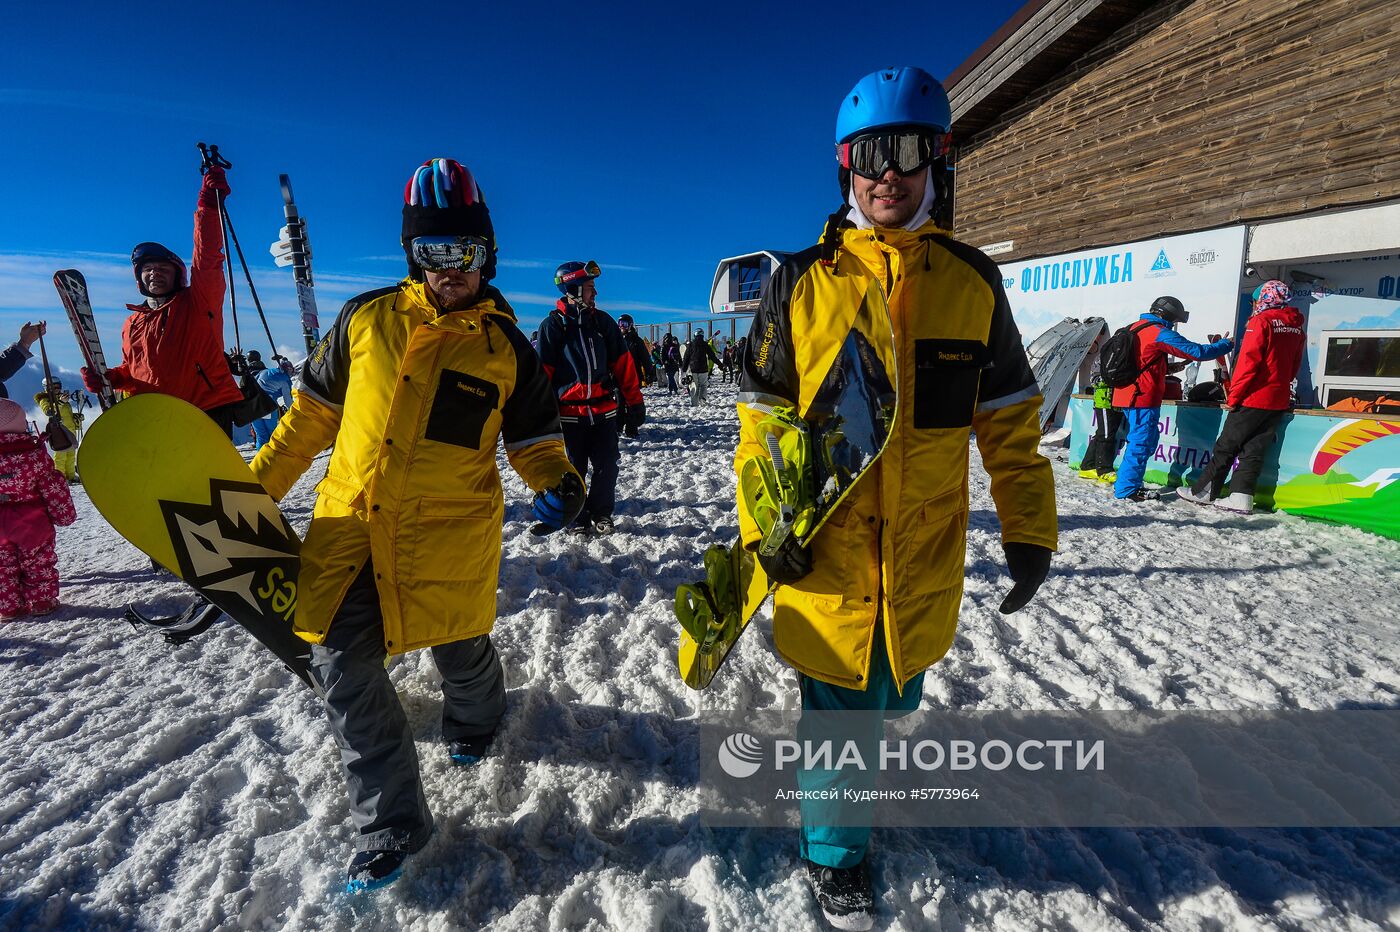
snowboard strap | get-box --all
[125,601,221,644]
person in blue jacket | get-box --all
[1110,296,1232,500]
[246,350,294,450]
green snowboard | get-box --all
[79,393,314,687]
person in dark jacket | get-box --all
[681,329,719,405]
[1179,280,1305,513]
[661,334,683,394]
[536,261,644,534]
[1111,296,1232,501]
[0,323,46,399]
[82,164,243,436]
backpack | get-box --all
[1098,321,1152,389]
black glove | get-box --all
[999,542,1052,614]
[757,536,814,585]
[530,473,586,536]
[623,402,646,438]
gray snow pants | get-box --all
[690,371,710,406]
[311,563,506,853]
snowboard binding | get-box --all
[739,406,815,557]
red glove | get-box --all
[81,366,102,393]
[202,165,231,200]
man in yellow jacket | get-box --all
[736,68,1057,929]
[251,158,583,894]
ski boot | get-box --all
[346,849,409,894]
[1177,485,1213,507]
[805,858,875,931]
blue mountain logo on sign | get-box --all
[1151,250,1172,271]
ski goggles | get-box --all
[409,235,490,273]
[557,260,601,286]
[836,130,950,180]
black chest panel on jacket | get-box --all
[913,338,992,429]
[426,369,500,449]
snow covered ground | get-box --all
[2,379,1399,931]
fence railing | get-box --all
[636,315,755,347]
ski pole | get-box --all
[36,329,58,406]
[197,143,278,356]
[197,142,232,171]
[220,202,279,353]
[219,198,243,352]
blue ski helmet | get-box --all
[131,241,188,297]
[554,260,601,296]
[835,67,951,143]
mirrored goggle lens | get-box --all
[411,236,488,272]
[838,132,949,179]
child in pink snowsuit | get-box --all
[0,399,76,619]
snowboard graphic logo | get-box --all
[159,478,299,622]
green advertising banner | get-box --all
[1069,398,1400,541]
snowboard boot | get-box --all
[1214,491,1255,514]
[447,733,494,766]
[592,517,614,535]
[1096,471,1116,484]
[804,858,875,931]
[1076,468,1099,480]
[1177,485,1213,507]
[346,848,409,894]
[1119,488,1161,502]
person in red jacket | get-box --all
[1112,296,1233,501]
[1180,280,1306,513]
[82,165,243,436]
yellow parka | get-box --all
[251,281,577,654]
[736,220,1057,691]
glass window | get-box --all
[1325,336,1400,378]
[730,259,763,303]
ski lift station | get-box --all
[709,251,791,316]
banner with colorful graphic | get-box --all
[1069,398,1400,541]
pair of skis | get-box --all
[51,270,119,411]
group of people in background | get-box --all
[1080,280,1306,513]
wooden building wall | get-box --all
[951,0,1400,263]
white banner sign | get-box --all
[999,226,1249,340]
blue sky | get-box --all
[1,0,1025,376]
